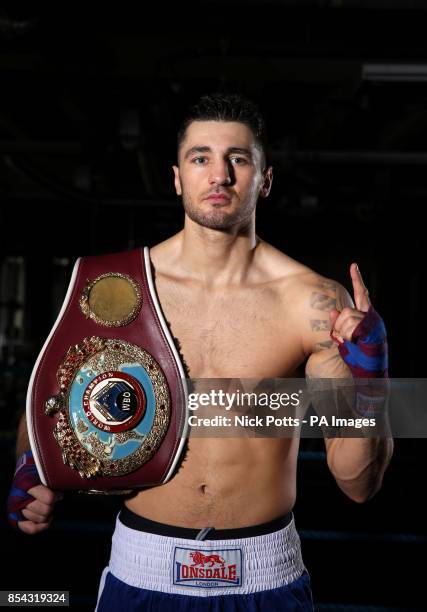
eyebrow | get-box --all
[183,146,253,160]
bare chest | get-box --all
[154,277,305,378]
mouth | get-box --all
[205,194,232,204]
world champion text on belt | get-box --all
[44,272,169,479]
[26,248,188,492]
[45,338,170,479]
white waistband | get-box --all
[107,513,306,596]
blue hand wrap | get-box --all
[333,305,388,377]
[7,450,41,530]
[332,305,389,417]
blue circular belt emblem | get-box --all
[45,337,170,478]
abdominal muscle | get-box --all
[124,241,306,528]
[124,436,300,529]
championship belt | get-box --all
[26,247,188,493]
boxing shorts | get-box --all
[95,507,314,611]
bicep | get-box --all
[300,276,356,449]
[303,278,354,375]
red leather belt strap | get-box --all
[26,247,188,492]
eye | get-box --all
[192,157,208,164]
[230,157,247,165]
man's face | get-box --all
[173,120,272,230]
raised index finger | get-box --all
[350,263,371,312]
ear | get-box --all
[172,165,182,196]
[259,166,273,198]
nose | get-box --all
[209,159,232,186]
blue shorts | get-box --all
[97,568,313,611]
[96,507,314,611]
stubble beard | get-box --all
[182,190,256,231]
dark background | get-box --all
[0,2,425,610]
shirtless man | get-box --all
[8,93,393,611]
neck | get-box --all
[178,214,259,286]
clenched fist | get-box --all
[7,450,64,534]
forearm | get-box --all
[16,412,31,458]
[327,435,394,502]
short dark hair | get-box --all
[177,93,268,167]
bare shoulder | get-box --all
[298,269,355,356]
[255,241,354,354]
[252,241,313,300]
[254,240,310,280]
[255,240,350,298]
[291,263,355,378]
